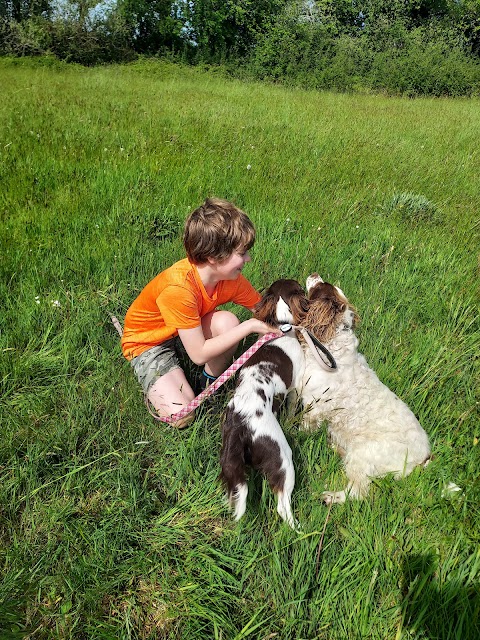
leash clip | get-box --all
[279,323,293,333]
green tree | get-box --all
[454,0,480,54]
[117,0,184,54]
[0,0,51,21]
[185,0,286,61]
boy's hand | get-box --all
[246,319,282,336]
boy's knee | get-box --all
[209,310,240,336]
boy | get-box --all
[121,198,277,428]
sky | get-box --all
[51,0,117,22]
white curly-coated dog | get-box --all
[301,274,431,504]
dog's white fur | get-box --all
[301,274,431,504]
[220,279,307,529]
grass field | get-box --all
[0,56,479,639]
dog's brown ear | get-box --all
[254,294,278,327]
[288,294,310,325]
[303,299,340,343]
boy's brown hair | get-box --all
[183,198,255,264]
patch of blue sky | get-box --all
[51,0,117,23]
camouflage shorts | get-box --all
[130,338,183,394]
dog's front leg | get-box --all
[322,477,370,505]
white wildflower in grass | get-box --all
[246,164,251,170]
[35,296,40,304]
[441,482,462,498]
[52,300,61,307]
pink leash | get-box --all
[109,315,336,424]
[147,331,280,423]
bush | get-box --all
[314,35,372,92]
[0,16,135,65]
[245,11,480,97]
[367,26,480,97]
[0,17,49,56]
[248,18,337,85]
[45,18,134,65]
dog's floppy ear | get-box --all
[305,281,358,341]
[304,299,339,343]
[254,293,279,327]
[286,292,309,325]
[255,279,309,327]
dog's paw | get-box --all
[291,518,303,534]
[322,490,347,505]
[285,518,302,533]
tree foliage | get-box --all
[117,0,184,54]
[1,0,480,94]
[0,0,51,20]
[183,0,285,60]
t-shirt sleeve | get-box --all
[230,275,261,309]
[157,285,201,329]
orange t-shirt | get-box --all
[121,258,261,360]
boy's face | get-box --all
[213,250,251,280]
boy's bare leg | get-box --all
[202,310,240,377]
[147,368,195,428]
[147,310,240,426]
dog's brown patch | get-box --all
[243,344,293,389]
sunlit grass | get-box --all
[0,57,479,638]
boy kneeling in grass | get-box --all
[121,197,276,428]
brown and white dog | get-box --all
[301,274,431,504]
[220,279,308,529]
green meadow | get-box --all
[1,57,479,639]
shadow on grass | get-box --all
[401,554,480,639]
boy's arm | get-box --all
[178,319,276,366]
